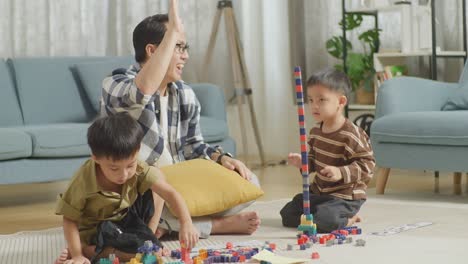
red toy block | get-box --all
[298,238,305,245]
[226,242,233,249]
[181,247,191,262]
[311,252,320,259]
[319,237,327,244]
[339,230,349,236]
[269,243,276,250]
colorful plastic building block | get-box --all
[355,238,366,247]
[311,252,320,259]
[226,242,233,249]
[99,254,120,264]
[128,258,142,264]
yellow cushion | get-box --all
[161,159,264,217]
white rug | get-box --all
[1,196,468,264]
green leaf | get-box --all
[339,14,363,31]
[358,29,381,53]
[326,36,352,59]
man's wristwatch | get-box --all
[216,152,233,165]
[213,145,233,164]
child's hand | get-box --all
[179,222,199,249]
[287,153,302,169]
[66,255,90,264]
[320,166,342,182]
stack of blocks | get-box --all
[297,214,317,237]
[294,66,318,240]
[171,243,261,264]
[99,240,163,264]
[98,253,120,264]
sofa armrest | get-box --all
[375,77,458,118]
[190,83,227,121]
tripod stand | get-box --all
[201,0,266,166]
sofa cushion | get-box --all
[371,111,468,146]
[8,57,118,125]
[23,123,90,158]
[72,57,134,113]
[199,117,229,142]
[0,128,32,160]
[191,83,227,121]
[0,60,23,126]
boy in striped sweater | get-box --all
[280,68,375,232]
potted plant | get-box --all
[326,14,380,104]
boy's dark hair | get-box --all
[88,112,144,160]
[133,14,169,64]
[306,68,351,97]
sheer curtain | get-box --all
[0,0,225,74]
[231,0,298,159]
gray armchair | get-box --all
[370,75,468,194]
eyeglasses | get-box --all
[175,43,190,54]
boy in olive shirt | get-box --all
[54,113,198,264]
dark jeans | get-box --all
[91,190,161,262]
[280,192,364,233]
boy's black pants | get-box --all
[91,190,162,262]
[280,192,364,233]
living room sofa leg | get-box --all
[454,172,462,195]
[466,173,468,194]
[376,168,391,195]
[434,171,439,193]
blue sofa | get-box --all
[370,75,468,194]
[0,56,235,185]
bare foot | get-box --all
[155,227,168,239]
[211,211,261,235]
[54,248,69,264]
[347,215,362,226]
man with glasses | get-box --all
[101,0,261,240]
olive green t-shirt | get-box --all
[55,159,159,245]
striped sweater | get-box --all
[308,119,375,200]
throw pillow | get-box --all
[442,60,468,110]
[441,87,468,110]
[160,159,263,217]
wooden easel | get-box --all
[201,0,266,166]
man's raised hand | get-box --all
[168,0,185,36]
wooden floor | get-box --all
[0,159,466,234]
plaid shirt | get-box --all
[101,64,216,165]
